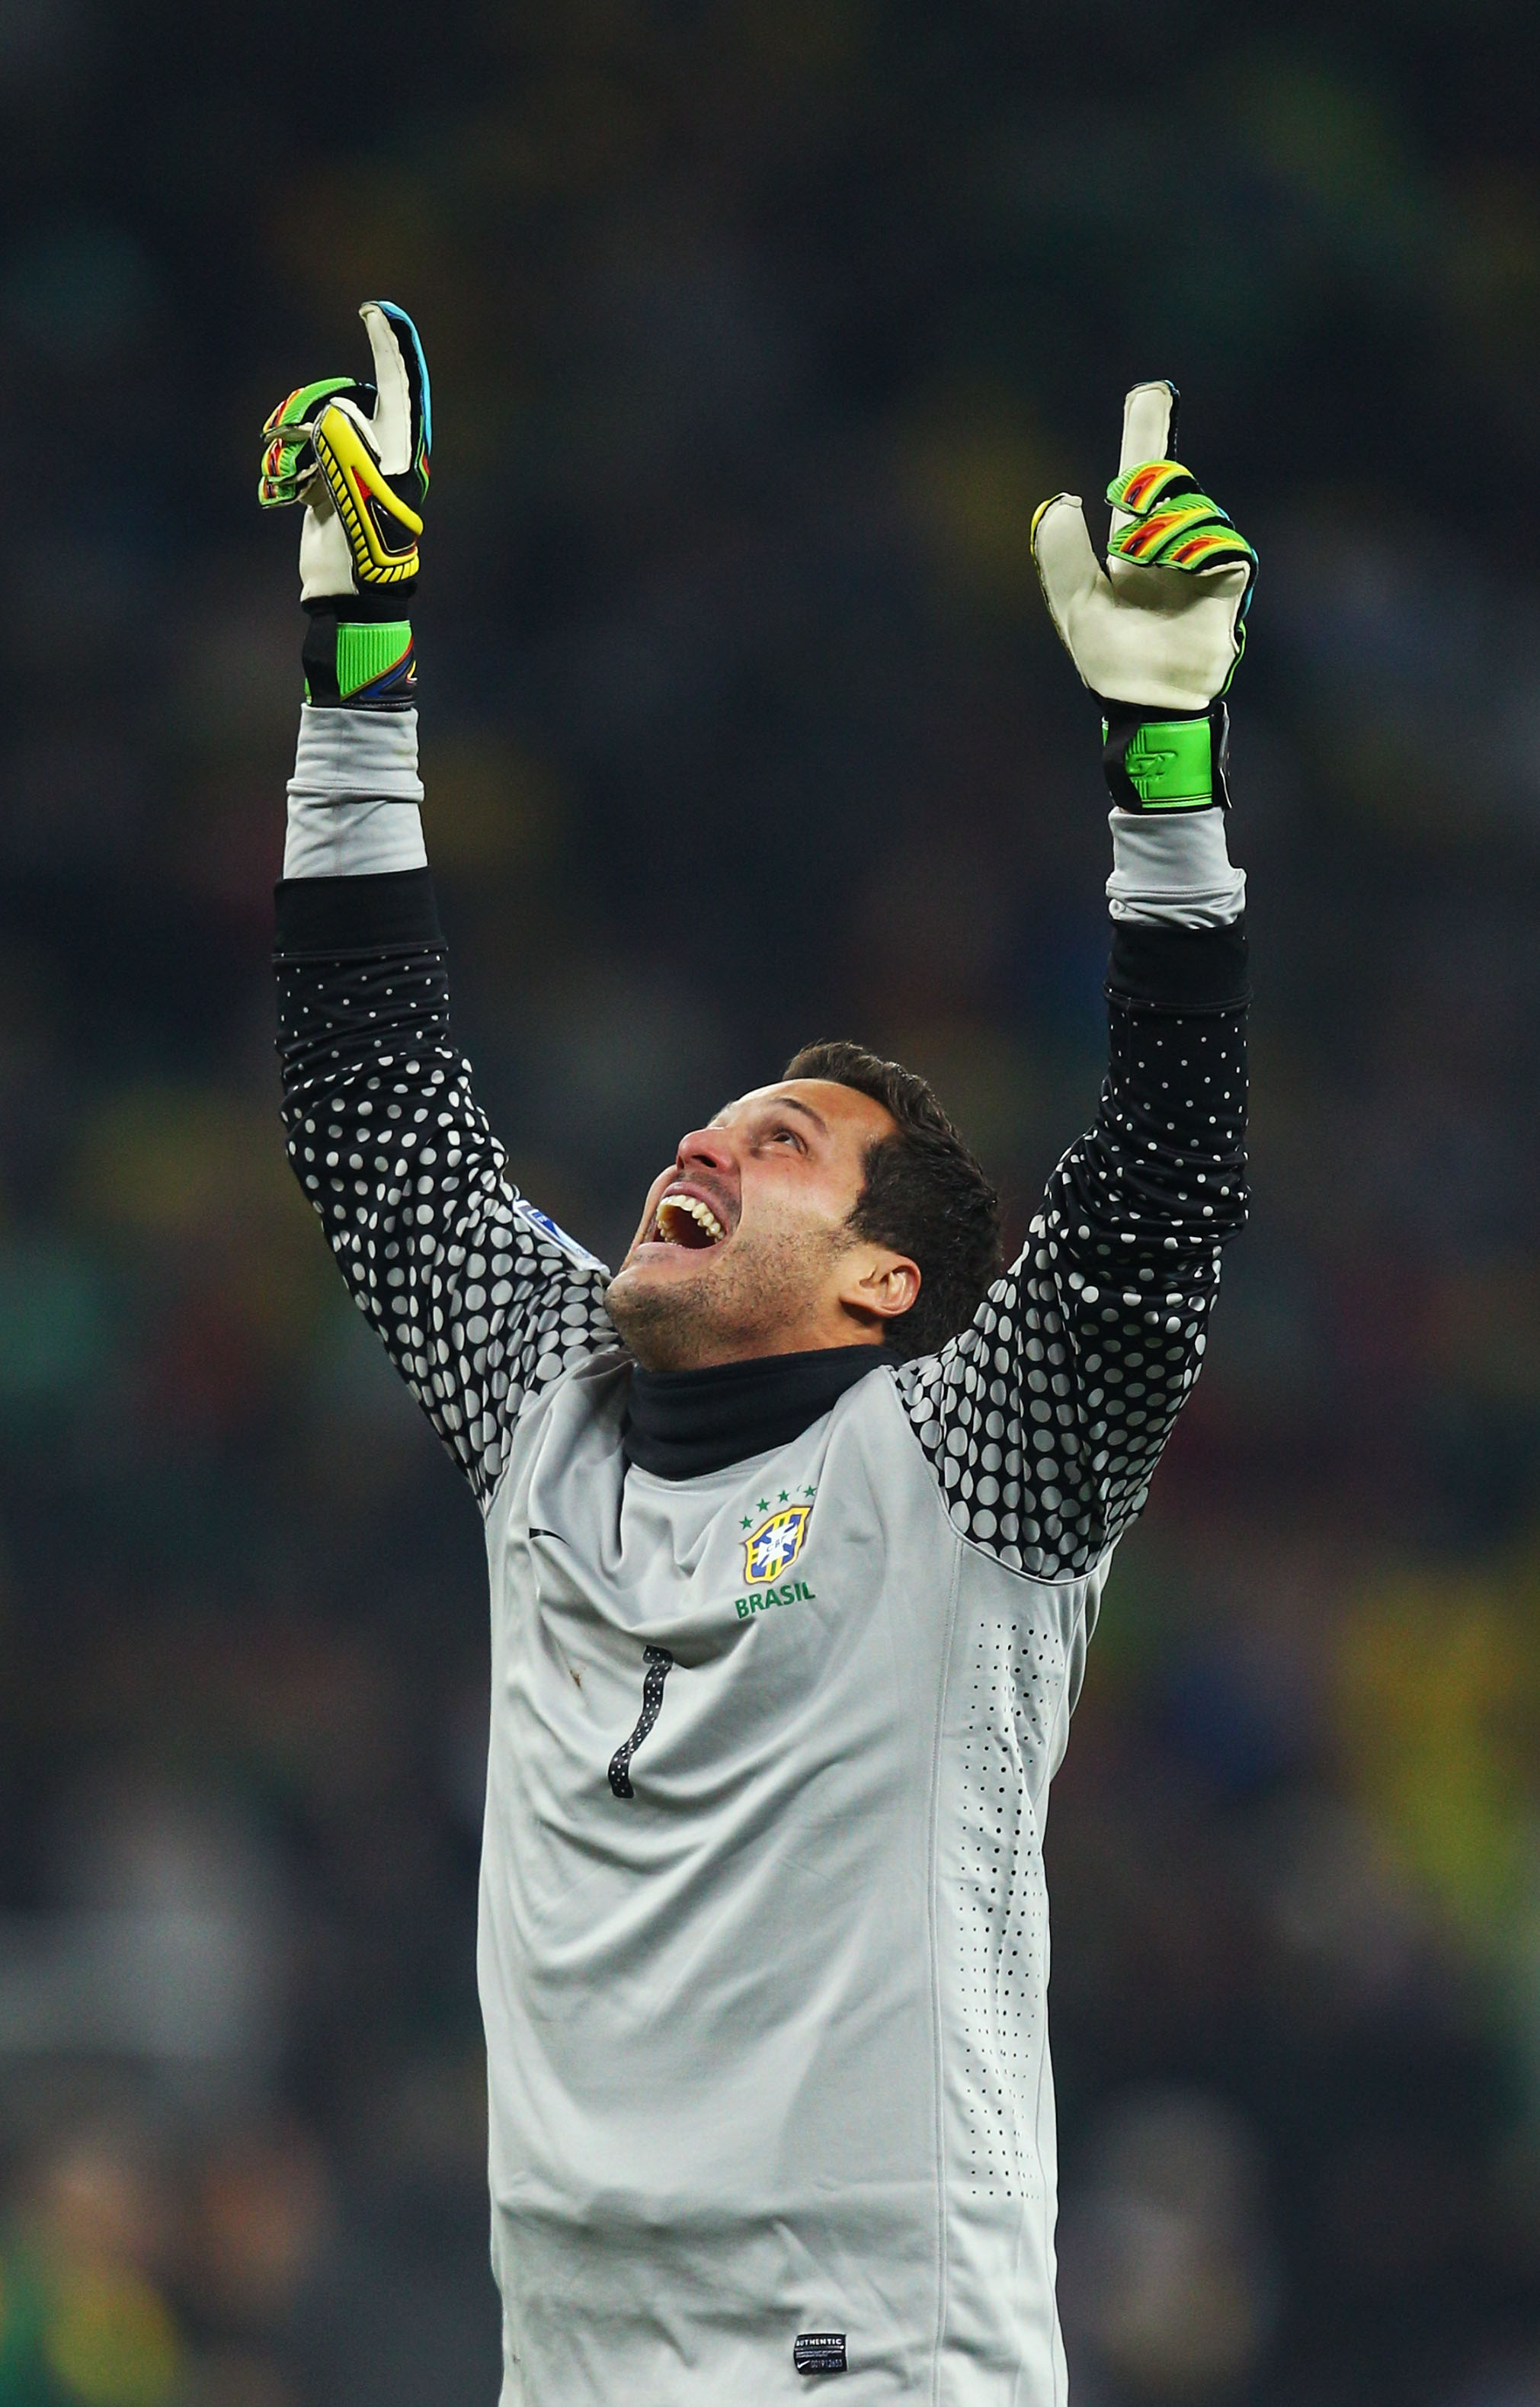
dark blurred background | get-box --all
[2,3,1539,2402]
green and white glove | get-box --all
[1031,381,1256,811]
[258,300,431,707]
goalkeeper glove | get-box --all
[258,300,431,707]
[1031,381,1256,810]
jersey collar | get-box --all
[623,1346,885,1481]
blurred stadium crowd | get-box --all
[3,1,1540,2402]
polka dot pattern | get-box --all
[897,998,1247,1580]
[277,943,617,1504]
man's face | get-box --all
[605,1079,919,1372]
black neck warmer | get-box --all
[623,1346,886,1481]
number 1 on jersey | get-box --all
[608,1646,674,1799]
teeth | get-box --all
[657,1193,726,1243]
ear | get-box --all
[840,1248,920,1331]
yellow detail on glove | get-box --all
[312,402,424,588]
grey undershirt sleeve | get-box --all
[1106,807,1245,930]
[283,711,1244,922]
[283,704,427,879]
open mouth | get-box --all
[650,1189,730,1251]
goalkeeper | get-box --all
[263,305,1252,2405]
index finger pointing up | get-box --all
[1119,380,1180,476]
[360,300,419,479]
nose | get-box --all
[675,1125,735,1176]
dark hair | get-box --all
[783,1040,1002,1361]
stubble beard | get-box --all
[606,1221,847,1372]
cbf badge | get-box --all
[744,1505,812,1586]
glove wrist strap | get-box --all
[304,586,418,623]
[1101,699,1231,812]
[303,605,416,709]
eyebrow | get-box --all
[773,1095,828,1133]
[708,1093,829,1135]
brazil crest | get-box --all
[743,1505,812,1586]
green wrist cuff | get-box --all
[1102,701,1231,812]
[302,611,416,707]
[335,619,414,699]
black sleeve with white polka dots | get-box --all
[897,918,1248,1582]
[274,869,617,1508]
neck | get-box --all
[623,1345,886,1481]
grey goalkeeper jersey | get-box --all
[274,710,1248,2405]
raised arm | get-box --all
[898,382,1253,1578]
[263,303,616,1506]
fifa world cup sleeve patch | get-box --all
[794,2332,847,2376]
[515,1202,608,1272]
